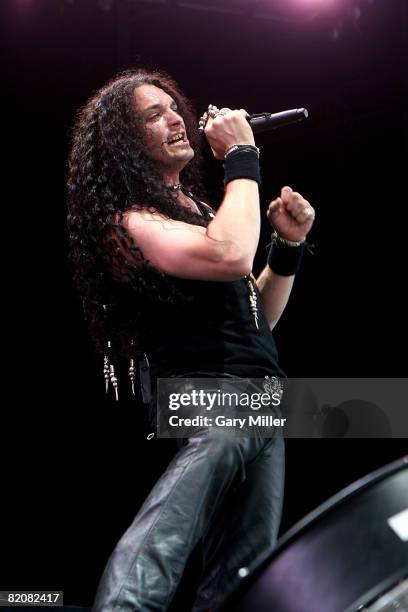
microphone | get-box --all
[248,108,308,134]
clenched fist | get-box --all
[267,186,315,242]
[204,108,254,160]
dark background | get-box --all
[3,0,407,608]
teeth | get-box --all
[168,133,183,144]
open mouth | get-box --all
[167,132,186,146]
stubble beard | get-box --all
[159,143,195,176]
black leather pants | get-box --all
[93,380,285,612]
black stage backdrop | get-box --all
[2,0,407,608]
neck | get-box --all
[163,172,181,188]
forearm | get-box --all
[256,265,295,330]
[256,184,314,327]
[206,178,260,273]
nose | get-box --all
[167,107,182,127]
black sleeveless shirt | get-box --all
[140,195,284,380]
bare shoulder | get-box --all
[122,207,206,236]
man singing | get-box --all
[67,68,315,611]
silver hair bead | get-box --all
[129,358,136,396]
[109,364,119,402]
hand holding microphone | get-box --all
[202,106,255,160]
[199,105,309,137]
[200,105,311,198]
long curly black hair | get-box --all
[67,69,209,358]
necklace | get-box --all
[167,183,182,191]
[184,195,202,216]
[167,184,200,214]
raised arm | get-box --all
[123,109,261,281]
[256,186,315,329]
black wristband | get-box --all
[225,144,260,159]
[267,241,305,276]
[223,149,261,186]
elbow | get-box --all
[227,244,254,278]
[206,238,254,280]
[235,258,253,278]
[223,254,254,280]
[222,241,255,279]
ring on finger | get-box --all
[198,104,220,133]
[207,104,220,118]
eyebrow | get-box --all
[142,100,178,114]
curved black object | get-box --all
[248,108,308,134]
[18,608,90,611]
[222,456,408,612]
